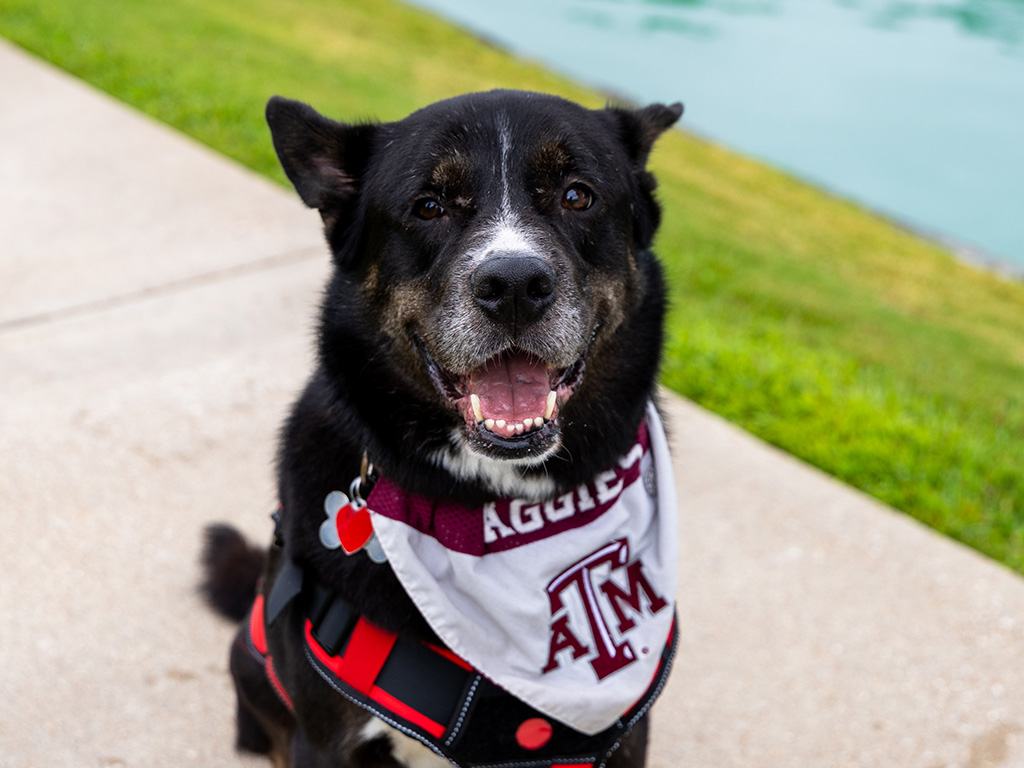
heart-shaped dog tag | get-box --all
[336,500,373,555]
[319,489,384,562]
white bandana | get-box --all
[368,401,678,736]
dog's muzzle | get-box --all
[415,249,593,462]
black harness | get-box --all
[246,544,676,768]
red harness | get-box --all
[243,558,676,768]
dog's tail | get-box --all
[200,524,265,622]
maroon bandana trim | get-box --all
[367,423,649,556]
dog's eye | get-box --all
[412,199,445,220]
[562,184,594,212]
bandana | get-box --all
[367,401,678,736]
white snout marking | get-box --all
[473,217,541,264]
[467,110,546,265]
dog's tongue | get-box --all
[469,352,550,423]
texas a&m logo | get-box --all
[542,538,667,680]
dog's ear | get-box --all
[606,102,683,167]
[603,102,683,248]
[265,96,377,211]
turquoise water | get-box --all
[407,0,1024,269]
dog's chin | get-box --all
[463,418,561,463]
[418,343,586,465]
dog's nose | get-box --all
[471,254,557,326]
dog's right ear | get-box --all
[265,96,377,210]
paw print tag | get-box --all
[319,490,386,563]
[319,490,348,550]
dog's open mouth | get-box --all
[420,344,585,457]
[462,351,584,437]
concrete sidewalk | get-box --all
[2,38,1023,768]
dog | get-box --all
[203,89,682,768]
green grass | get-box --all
[3,0,1023,571]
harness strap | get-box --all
[302,581,477,739]
[245,593,294,711]
[249,563,479,739]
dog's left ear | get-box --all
[603,102,683,248]
[265,96,377,211]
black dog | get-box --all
[204,90,682,768]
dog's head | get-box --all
[268,91,680,493]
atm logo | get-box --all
[542,538,667,680]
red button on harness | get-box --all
[516,717,554,750]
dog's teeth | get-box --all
[484,418,495,431]
[515,423,525,435]
[470,394,483,423]
[506,423,517,435]
[533,417,545,429]
[496,419,506,429]
[545,390,557,420]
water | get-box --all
[406,0,1024,269]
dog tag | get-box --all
[336,499,373,555]
[319,491,349,550]
[363,535,387,564]
[320,490,386,562]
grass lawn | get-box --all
[2,0,1023,571]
